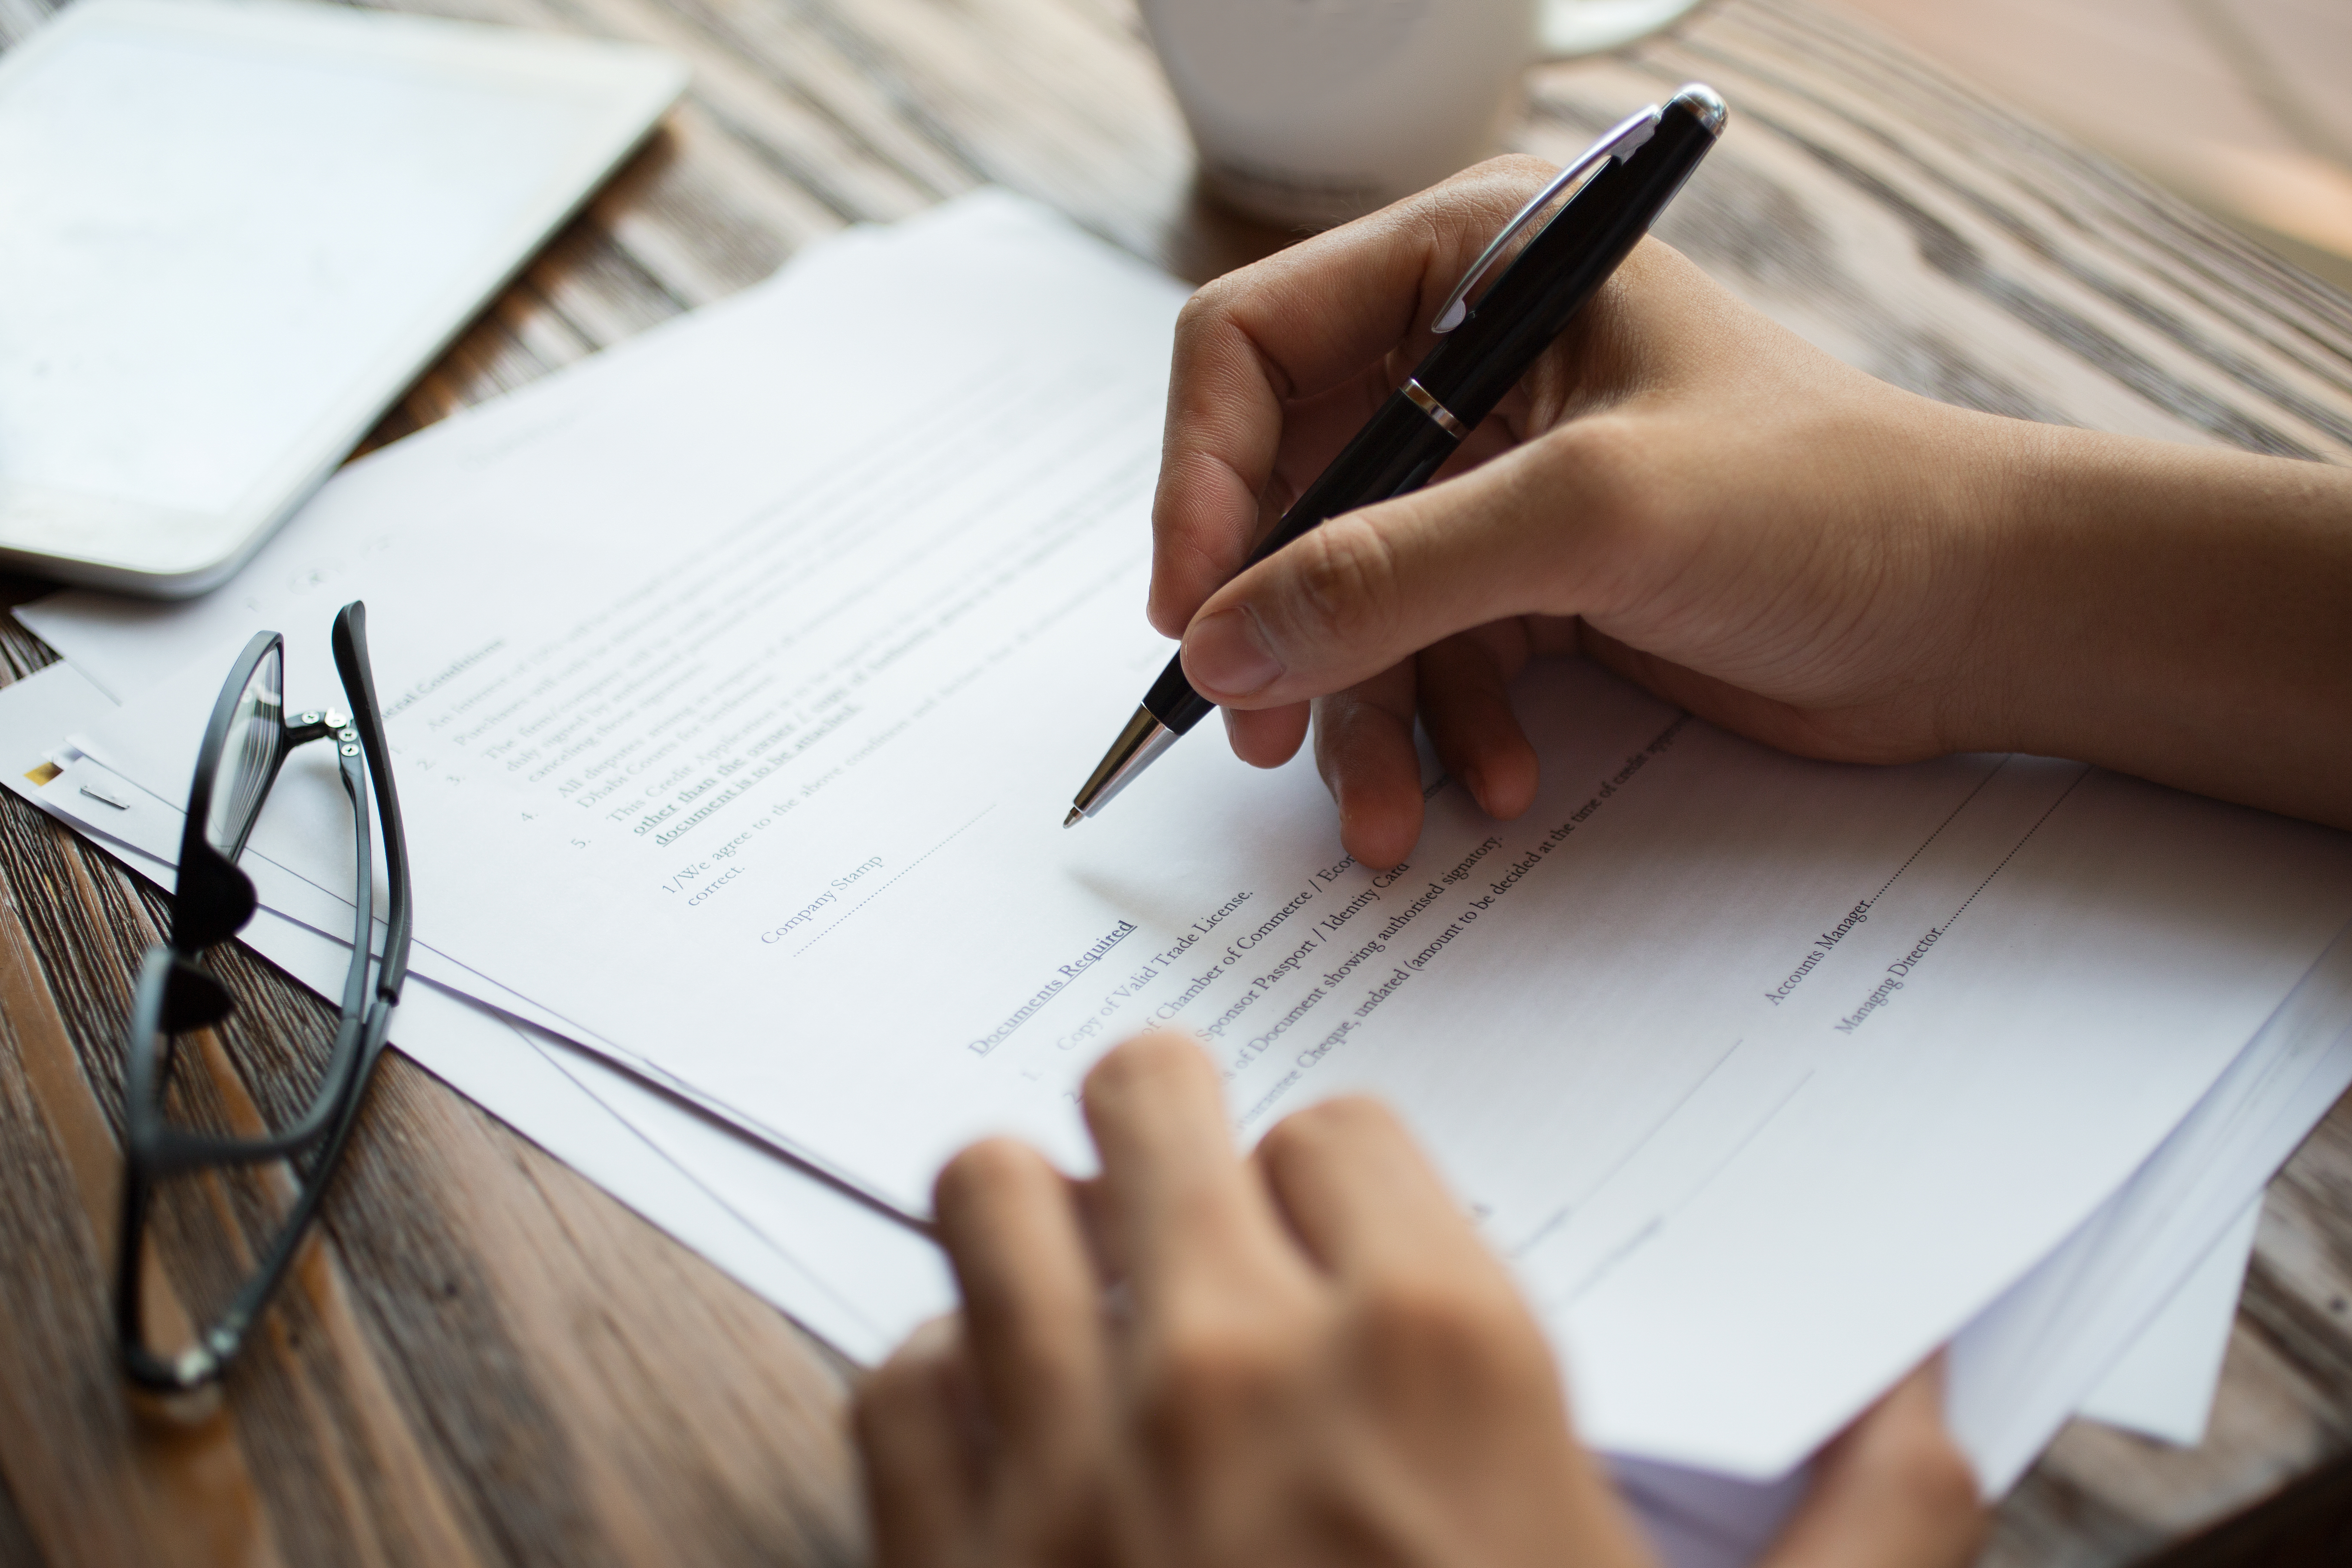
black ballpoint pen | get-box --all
[1065,83,1727,827]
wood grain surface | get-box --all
[1,0,2348,1564]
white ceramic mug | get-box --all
[1140,0,1537,229]
[1139,0,1710,230]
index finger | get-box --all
[1148,156,1560,637]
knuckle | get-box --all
[1173,281,1229,341]
[1352,1274,1534,1386]
[1550,418,1651,524]
[1134,1312,1298,1465]
[1284,515,1403,651]
[1534,421,1674,594]
[1172,280,1259,369]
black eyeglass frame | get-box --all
[116,600,413,1392]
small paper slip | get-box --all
[26,192,2352,1482]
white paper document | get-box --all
[5,652,2300,1462]
[24,193,2352,1479]
[5,651,2308,1534]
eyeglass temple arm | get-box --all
[118,996,404,1392]
[331,602,412,1000]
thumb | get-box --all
[1177,436,1584,708]
[1755,1359,1985,1568]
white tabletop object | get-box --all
[0,0,685,595]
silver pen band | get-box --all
[1402,378,1467,438]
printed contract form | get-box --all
[26,194,2352,1482]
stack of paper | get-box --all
[10,193,2349,1566]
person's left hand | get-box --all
[852,1032,1986,1568]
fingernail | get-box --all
[1183,608,1283,697]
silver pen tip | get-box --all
[1064,807,1084,828]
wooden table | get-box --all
[1,0,2348,1563]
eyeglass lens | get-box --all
[206,643,282,856]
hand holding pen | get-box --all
[1069,87,1727,836]
[1090,83,2352,866]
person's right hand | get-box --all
[1150,156,2352,865]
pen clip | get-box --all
[1430,105,1662,334]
